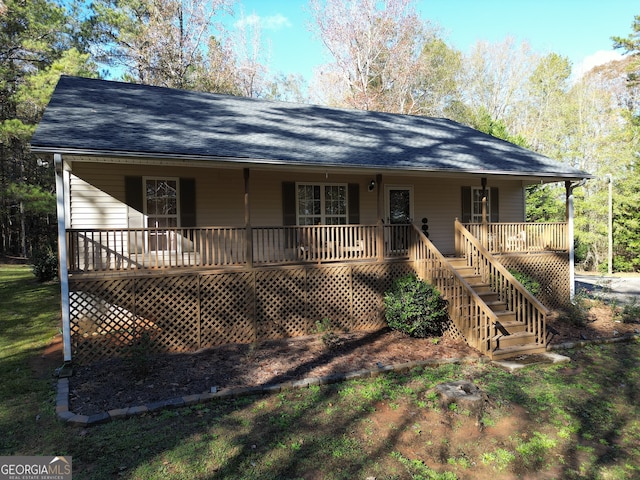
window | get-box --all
[470,187,497,222]
[297,183,347,225]
[144,178,179,228]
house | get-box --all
[30,76,590,365]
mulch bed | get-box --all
[67,329,481,416]
[36,308,639,416]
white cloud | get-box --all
[573,50,625,78]
[235,13,292,31]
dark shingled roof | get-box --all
[31,76,589,180]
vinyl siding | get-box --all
[68,159,526,254]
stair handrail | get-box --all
[409,224,500,356]
[454,219,549,346]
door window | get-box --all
[144,178,179,250]
[386,186,412,224]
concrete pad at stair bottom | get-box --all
[493,352,570,372]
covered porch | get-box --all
[64,219,570,364]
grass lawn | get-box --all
[1,264,640,479]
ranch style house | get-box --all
[30,76,590,365]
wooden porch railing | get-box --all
[462,222,567,254]
[408,224,500,356]
[455,220,549,347]
[67,227,247,271]
[66,224,416,272]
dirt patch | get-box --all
[546,304,640,343]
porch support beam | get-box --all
[244,168,253,267]
[376,174,383,261]
[54,154,72,363]
[566,180,575,300]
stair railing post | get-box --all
[481,196,489,250]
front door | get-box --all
[385,186,413,254]
[386,186,412,224]
[144,177,179,251]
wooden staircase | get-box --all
[448,258,547,360]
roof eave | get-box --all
[30,145,592,182]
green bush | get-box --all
[31,247,58,282]
[508,269,541,296]
[383,274,449,338]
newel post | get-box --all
[481,177,488,249]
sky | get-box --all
[227,0,638,82]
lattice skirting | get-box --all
[495,252,570,310]
[68,262,416,364]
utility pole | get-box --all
[605,174,613,275]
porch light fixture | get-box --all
[368,180,376,191]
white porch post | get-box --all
[566,181,575,300]
[54,154,72,363]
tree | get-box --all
[566,59,640,271]
[519,53,572,156]
[0,0,96,257]
[83,0,236,89]
[461,38,538,126]
[405,37,464,118]
[612,15,640,85]
[309,0,440,113]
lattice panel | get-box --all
[134,274,200,353]
[307,266,352,331]
[496,253,570,309]
[351,264,386,330]
[69,278,141,363]
[351,263,414,331]
[200,271,256,346]
[255,268,309,339]
[68,259,460,365]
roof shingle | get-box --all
[30,76,589,180]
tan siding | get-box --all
[69,170,127,229]
[68,158,526,254]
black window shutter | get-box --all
[490,187,499,222]
[348,183,360,224]
[180,178,197,227]
[461,186,471,223]
[125,176,143,211]
[282,182,296,225]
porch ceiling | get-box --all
[31,76,591,183]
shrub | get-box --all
[125,332,154,378]
[384,274,449,338]
[31,247,58,282]
[508,269,541,296]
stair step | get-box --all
[479,291,500,302]
[472,283,493,294]
[494,316,524,334]
[448,258,468,268]
[485,300,507,311]
[454,268,476,278]
[493,331,537,349]
[460,274,485,285]
[491,343,548,361]
[494,310,517,320]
